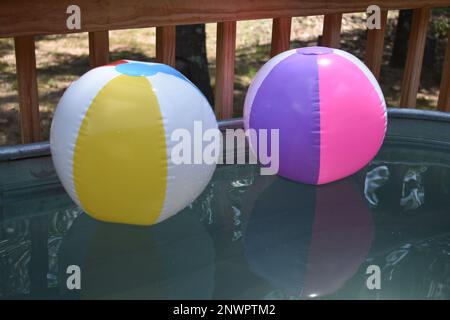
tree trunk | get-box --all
[423,37,437,68]
[175,24,214,105]
[390,9,412,68]
[390,9,437,69]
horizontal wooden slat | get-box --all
[1,0,450,38]
[364,10,388,80]
[156,26,176,67]
[271,17,292,57]
[400,7,430,108]
[322,13,342,48]
[438,30,450,112]
[215,21,236,120]
[88,31,109,68]
[14,36,41,143]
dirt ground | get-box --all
[0,12,447,146]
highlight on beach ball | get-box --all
[50,60,218,226]
[244,46,387,185]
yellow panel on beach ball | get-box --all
[73,75,166,225]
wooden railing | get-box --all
[1,0,450,144]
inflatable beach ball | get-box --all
[51,60,218,226]
[244,46,387,185]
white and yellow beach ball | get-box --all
[50,60,218,226]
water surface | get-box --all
[1,137,450,299]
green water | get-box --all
[1,139,450,299]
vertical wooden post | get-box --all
[88,31,110,68]
[364,10,388,80]
[156,26,176,67]
[400,7,430,108]
[271,17,292,57]
[438,30,450,112]
[322,13,342,48]
[215,21,236,120]
[14,36,41,143]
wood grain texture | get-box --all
[156,25,176,67]
[400,7,430,108]
[438,31,450,112]
[364,10,388,80]
[1,0,450,38]
[322,13,342,48]
[14,36,41,143]
[88,31,109,68]
[271,17,292,57]
[215,21,236,120]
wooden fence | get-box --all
[1,0,450,143]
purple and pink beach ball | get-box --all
[244,46,387,185]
